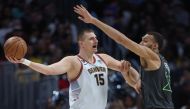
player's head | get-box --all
[78,28,98,53]
[140,32,165,52]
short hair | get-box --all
[77,28,94,41]
[147,31,165,51]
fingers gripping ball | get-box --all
[4,36,27,59]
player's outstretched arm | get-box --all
[98,54,141,92]
[121,61,141,93]
[6,56,73,75]
[74,5,154,59]
[122,64,141,93]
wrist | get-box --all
[134,77,141,85]
[91,17,97,24]
[22,59,31,66]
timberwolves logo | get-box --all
[163,62,172,92]
[164,62,170,73]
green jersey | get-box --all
[140,55,174,109]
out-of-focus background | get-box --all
[0,0,190,109]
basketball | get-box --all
[4,36,27,59]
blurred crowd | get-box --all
[0,0,190,109]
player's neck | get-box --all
[78,50,94,63]
[153,49,159,54]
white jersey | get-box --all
[69,54,108,109]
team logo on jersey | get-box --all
[88,66,106,74]
[97,60,102,64]
[164,62,170,73]
[162,62,172,92]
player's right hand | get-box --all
[73,5,95,24]
[6,56,24,64]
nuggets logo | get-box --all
[88,67,106,74]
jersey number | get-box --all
[94,74,104,86]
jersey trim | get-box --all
[77,54,96,64]
[69,57,83,82]
[96,54,107,66]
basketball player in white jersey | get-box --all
[6,29,140,109]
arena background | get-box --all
[0,0,190,109]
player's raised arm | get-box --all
[74,5,157,59]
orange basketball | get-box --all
[4,36,27,59]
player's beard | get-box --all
[146,44,154,50]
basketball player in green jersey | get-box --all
[74,5,174,109]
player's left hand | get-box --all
[120,60,131,73]
[120,60,141,93]
[133,79,141,93]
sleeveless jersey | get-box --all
[69,54,108,109]
[140,55,174,108]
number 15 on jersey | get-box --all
[94,74,105,86]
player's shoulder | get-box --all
[96,53,111,59]
[64,55,78,59]
[95,53,110,64]
[96,53,108,57]
[61,55,80,63]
